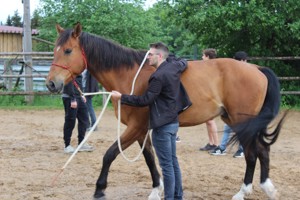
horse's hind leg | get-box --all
[257,143,279,200]
[137,133,162,200]
[232,141,257,200]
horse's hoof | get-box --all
[93,192,105,200]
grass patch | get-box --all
[0,94,112,110]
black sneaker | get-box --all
[233,149,244,158]
[199,143,217,151]
[210,146,226,155]
[176,136,181,143]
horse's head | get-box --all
[46,22,87,93]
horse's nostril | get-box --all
[46,81,56,92]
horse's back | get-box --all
[179,58,268,126]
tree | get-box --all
[31,10,41,29]
[169,0,300,106]
[147,1,198,58]
[170,0,300,58]
[11,10,22,27]
[37,0,161,49]
[5,16,12,26]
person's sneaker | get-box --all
[199,143,217,151]
[210,146,226,155]
[64,145,75,154]
[176,136,181,143]
[233,149,244,158]
[78,143,94,152]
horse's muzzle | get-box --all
[46,80,63,93]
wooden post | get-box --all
[23,0,34,104]
[4,59,13,90]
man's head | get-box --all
[202,48,217,60]
[234,51,248,62]
[147,42,169,68]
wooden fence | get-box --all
[0,52,299,95]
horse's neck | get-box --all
[91,65,154,94]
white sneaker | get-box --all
[64,145,75,154]
[78,143,94,152]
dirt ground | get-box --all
[0,109,299,200]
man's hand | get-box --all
[111,90,122,101]
[82,96,87,103]
[71,100,78,108]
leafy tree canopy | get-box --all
[170,0,300,58]
[6,10,22,27]
[38,0,163,49]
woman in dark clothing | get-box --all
[62,74,94,153]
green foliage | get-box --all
[0,95,26,107]
[5,16,12,26]
[37,0,160,50]
[0,94,112,109]
[147,1,198,58]
[31,10,41,29]
[32,95,63,108]
[171,0,300,58]
[0,95,60,108]
[10,10,22,27]
[5,0,298,108]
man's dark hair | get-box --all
[149,42,169,52]
[149,42,169,58]
[234,51,248,61]
[203,48,217,59]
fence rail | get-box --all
[0,74,47,78]
[0,91,54,96]
[1,52,299,95]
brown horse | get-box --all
[46,23,287,200]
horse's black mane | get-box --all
[57,29,147,71]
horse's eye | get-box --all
[65,49,72,54]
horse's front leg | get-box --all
[137,132,163,200]
[232,143,256,200]
[94,141,119,199]
[93,127,152,200]
[258,144,279,200]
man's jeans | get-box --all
[152,122,183,200]
[220,124,243,151]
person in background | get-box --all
[62,73,94,153]
[210,51,248,158]
[111,42,191,200]
[83,69,100,131]
[199,48,219,151]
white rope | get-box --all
[117,50,151,162]
[55,52,151,177]
[52,92,112,185]
[61,92,112,170]
[130,51,150,95]
[117,100,152,162]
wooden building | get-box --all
[0,25,39,52]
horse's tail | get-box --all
[231,67,288,148]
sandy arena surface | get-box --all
[0,109,299,200]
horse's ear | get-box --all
[72,22,82,38]
[56,24,64,34]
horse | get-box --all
[46,23,287,200]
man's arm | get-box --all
[111,77,162,107]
